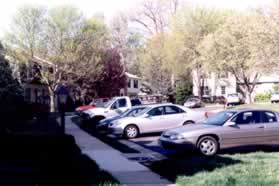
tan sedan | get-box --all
[160,109,279,156]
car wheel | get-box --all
[197,136,219,156]
[183,121,195,125]
[124,125,139,139]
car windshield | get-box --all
[92,99,105,107]
[103,98,116,108]
[273,92,279,95]
[187,98,198,102]
[203,111,236,126]
[133,107,151,117]
[120,109,132,117]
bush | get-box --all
[273,84,279,92]
[175,84,193,105]
[254,92,271,102]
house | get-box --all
[120,72,141,97]
[192,70,279,101]
[192,71,237,98]
[22,57,55,108]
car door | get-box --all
[106,101,121,118]
[163,106,187,129]
[142,106,165,133]
[116,98,129,112]
[261,111,279,144]
[221,111,265,147]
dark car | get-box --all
[215,96,227,105]
[96,105,147,132]
[184,97,202,108]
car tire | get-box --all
[197,136,219,156]
[183,121,195,125]
[124,125,139,139]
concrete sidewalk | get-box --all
[65,116,174,186]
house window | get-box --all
[128,79,131,88]
[218,72,229,78]
[134,80,138,89]
[221,86,226,95]
[202,86,210,96]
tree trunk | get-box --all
[49,88,55,112]
[247,92,253,104]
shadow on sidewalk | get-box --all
[0,133,118,186]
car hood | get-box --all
[86,107,106,115]
[101,115,121,123]
[164,124,217,135]
[76,105,95,111]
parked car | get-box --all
[271,92,279,103]
[82,96,142,124]
[75,98,109,114]
[96,105,147,132]
[160,109,279,156]
[215,96,227,105]
[184,97,202,108]
[226,93,244,106]
[108,103,205,138]
[201,95,211,103]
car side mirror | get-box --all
[225,121,236,127]
[143,113,150,118]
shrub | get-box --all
[254,92,271,102]
[273,84,279,92]
[175,84,193,105]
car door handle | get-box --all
[258,126,264,129]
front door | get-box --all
[143,106,166,133]
[222,111,265,147]
[163,106,187,129]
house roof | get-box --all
[125,72,141,79]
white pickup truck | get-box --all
[82,96,142,124]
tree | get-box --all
[110,13,144,78]
[95,49,126,97]
[165,7,229,98]
[4,5,46,65]
[0,42,23,129]
[140,34,172,95]
[131,0,180,35]
[200,13,276,103]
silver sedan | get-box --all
[107,103,205,138]
[160,109,279,156]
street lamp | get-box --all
[57,85,69,134]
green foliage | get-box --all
[175,83,193,105]
[273,84,279,92]
[0,42,23,105]
[254,92,272,102]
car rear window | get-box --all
[131,99,142,106]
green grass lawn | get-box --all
[176,152,279,186]
[233,103,279,111]
[177,103,279,186]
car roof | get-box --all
[130,105,147,109]
[227,108,278,113]
[141,103,175,108]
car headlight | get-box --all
[170,134,185,140]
